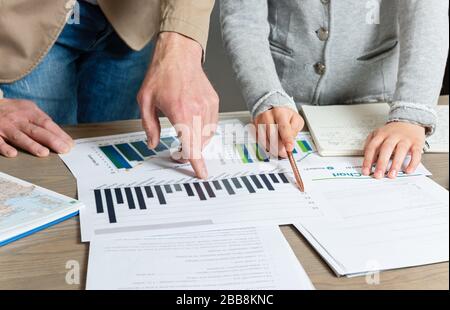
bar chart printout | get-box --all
[99,137,180,170]
[234,135,316,164]
[81,172,322,241]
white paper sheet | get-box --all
[86,225,315,290]
[295,175,449,276]
[77,167,326,242]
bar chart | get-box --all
[93,172,292,224]
[234,136,316,164]
[80,171,324,240]
[99,136,180,170]
[61,127,319,180]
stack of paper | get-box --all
[61,119,318,289]
[295,167,449,276]
[58,117,449,289]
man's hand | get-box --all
[362,122,426,179]
[0,99,74,158]
[137,32,219,179]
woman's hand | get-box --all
[254,107,304,158]
[362,122,426,179]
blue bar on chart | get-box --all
[297,139,313,153]
[99,137,179,170]
[99,146,133,169]
[154,143,168,152]
[131,141,156,157]
[93,173,292,223]
[161,136,180,149]
[116,143,143,162]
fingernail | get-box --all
[362,167,370,176]
[286,143,293,152]
[60,143,70,154]
[389,169,397,179]
[7,150,17,157]
[374,170,383,179]
[38,149,49,157]
[201,168,208,179]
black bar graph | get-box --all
[145,186,153,198]
[222,179,235,195]
[154,185,166,205]
[104,189,117,223]
[184,183,195,197]
[259,174,275,191]
[232,178,242,189]
[114,188,124,204]
[203,181,216,198]
[93,173,293,223]
[241,176,255,194]
[193,182,207,201]
[269,173,279,183]
[212,180,222,190]
[250,175,263,189]
[124,188,136,209]
[135,187,147,210]
[278,173,290,184]
[94,189,104,213]
[164,185,173,194]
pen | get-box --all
[287,151,305,192]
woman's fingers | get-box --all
[273,111,294,158]
[255,110,276,156]
[362,134,384,176]
[0,136,17,158]
[290,113,305,135]
[374,138,399,179]
[406,145,423,174]
[388,141,410,179]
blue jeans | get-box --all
[0,1,154,125]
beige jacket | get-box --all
[0,0,215,83]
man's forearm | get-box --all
[155,32,203,66]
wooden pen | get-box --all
[287,151,305,192]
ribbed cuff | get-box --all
[388,101,438,136]
[251,91,298,120]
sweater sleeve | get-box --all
[389,0,449,135]
[220,0,298,119]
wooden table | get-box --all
[0,98,448,290]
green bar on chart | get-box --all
[116,143,144,162]
[254,144,269,162]
[131,141,156,157]
[297,140,313,153]
[99,146,132,169]
[236,144,253,164]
